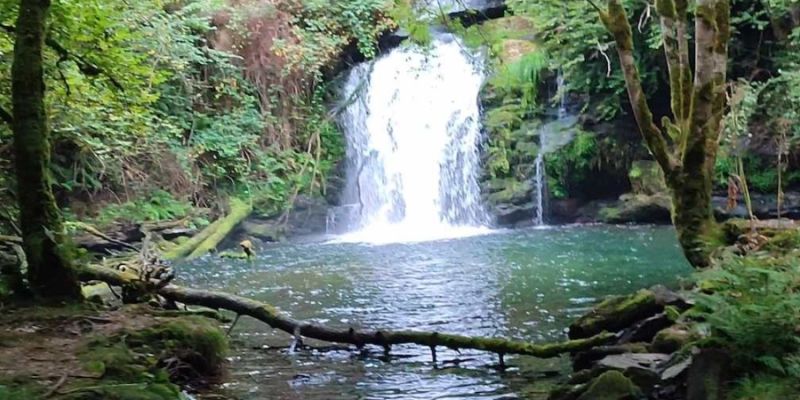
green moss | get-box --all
[576,371,641,400]
[655,0,677,19]
[0,377,46,400]
[487,180,533,205]
[129,317,228,376]
[60,383,183,400]
[569,289,660,339]
[651,326,696,353]
[763,229,800,254]
[75,316,227,399]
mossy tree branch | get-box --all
[598,0,678,182]
[79,264,616,361]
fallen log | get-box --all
[164,198,251,261]
[79,264,615,360]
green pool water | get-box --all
[179,225,692,399]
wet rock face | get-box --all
[418,0,505,15]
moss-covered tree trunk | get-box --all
[12,0,82,299]
[596,0,729,267]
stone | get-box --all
[714,191,800,221]
[494,202,535,226]
[239,220,285,242]
[569,289,662,339]
[650,285,692,310]
[599,193,672,224]
[487,180,533,205]
[619,313,674,344]
[651,326,695,353]
[576,371,642,400]
[572,343,649,371]
[659,353,692,382]
[498,39,538,64]
[686,348,730,400]
[629,160,667,195]
[596,353,670,390]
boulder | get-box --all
[599,193,672,224]
[713,191,800,220]
[498,39,538,64]
[435,0,506,22]
[651,326,696,354]
[572,343,649,371]
[629,161,667,195]
[569,289,662,339]
[576,371,642,400]
[494,202,536,226]
[595,353,670,390]
[686,348,730,400]
[487,179,534,205]
[618,313,673,344]
[239,219,286,242]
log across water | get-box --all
[80,264,614,360]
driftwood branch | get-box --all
[79,264,615,360]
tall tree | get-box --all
[593,0,730,267]
[12,0,82,299]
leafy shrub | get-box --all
[690,256,800,377]
[94,191,192,227]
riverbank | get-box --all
[0,304,227,399]
[545,219,800,400]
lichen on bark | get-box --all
[11,0,82,299]
[595,0,731,267]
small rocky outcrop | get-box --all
[549,284,733,400]
[568,287,688,340]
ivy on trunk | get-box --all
[593,0,730,267]
[12,0,82,300]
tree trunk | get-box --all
[12,0,82,300]
[598,0,729,268]
[671,173,717,267]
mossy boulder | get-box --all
[569,289,662,339]
[576,371,642,400]
[599,193,672,224]
[77,316,227,398]
[487,179,534,205]
[498,39,538,64]
[629,161,667,195]
[481,16,537,40]
[651,326,696,353]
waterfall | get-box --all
[532,74,574,226]
[335,35,490,243]
[532,151,546,226]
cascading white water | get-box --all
[335,35,490,243]
[532,151,546,226]
[532,74,574,226]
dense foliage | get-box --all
[504,0,800,196]
[691,248,800,397]
[0,0,391,230]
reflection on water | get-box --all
[178,225,691,399]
